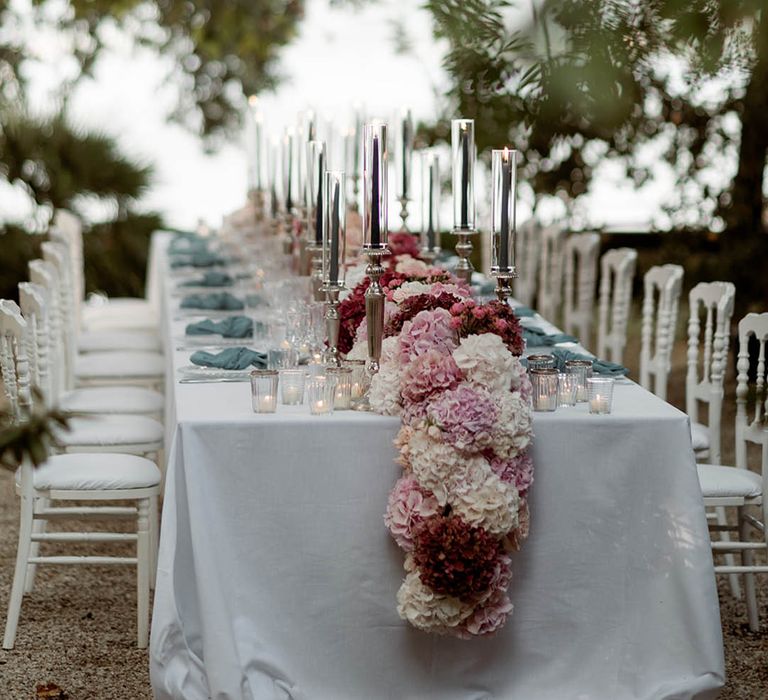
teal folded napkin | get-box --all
[169,237,209,255]
[180,292,244,311]
[180,271,234,288]
[523,327,578,347]
[245,293,269,308]
[512,306,536,318]
[186,316,253,338]
[190,347,267,370]
[170,252,228,268]
[552,348,629,377]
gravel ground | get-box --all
[0,311,766,699]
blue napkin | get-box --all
[552,348,629,377]
[190,347,267,370]
[171,252,228,268]
[512,306,537,318]
[523,327,578,347]
[180,271,234,288]
[169,237,209,255]
[245,293,269,308]
[186,316,254,338]
[180,292,245,311]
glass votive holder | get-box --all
[250,369,279,413]
[587,377,615,415]
[343,359,368,401]
[267,344,298,370]
[565,359,594,402]
[527,353,555,373]
[530,368,559,412]
[557,373,578,407]
[307,376,335,415]
[279,369,305,405]
[326,367,353,410]
[306,352,327,378]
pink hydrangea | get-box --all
[488,450,534,495]
[384,476,440,551]
[399,308,458,361]
[426,383,497,451]
[457,588,514,637]
[401,350,463,404]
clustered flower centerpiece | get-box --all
[347,278,534,638]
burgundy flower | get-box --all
[450,299,525,356]
[386,231,422,258]
[385,291,463,338]
[412,514,502,601]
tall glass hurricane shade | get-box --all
[363,122,388,249]
[306,141,326,245]
[491,148,518,273]
[268,139,280,217]
[282,129,296,212]
[451,119,476,231]
[395,108,413,201]
[421,151,440,253]
[323,170,346,287]
[247,102,263,191]
[343,129,356,198]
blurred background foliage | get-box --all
[0,0,305,300]
[420,0,768,313]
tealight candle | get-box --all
[307,376,334,415]
[587,377,615,415]
[327,366,353,410]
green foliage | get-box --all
[424,0,767,233]
[0,113,152,209]
[0,388,71,471]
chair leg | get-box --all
[4,495,35,649]
[24,497,49,594]
[738,507,759,631]
[136,498,150,649]
[149,494,159,589]
[715,506,742,599]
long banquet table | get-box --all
[149,235,725,700]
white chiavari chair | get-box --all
[53,210,160,336]
[639,264,684,401]
[40,242,165,392]
[596,247,637,365]
[513,219,539,307]
[697,312,768,631]
[537,224,567,324]
[1,302,160,649]
[563,232,600,349]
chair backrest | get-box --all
[41,241,77,391]
[735,312,768,474]
[563,232,600,349]
[537,224,567,323]
[29,260,66,399]
[18,282,53,403]
[53,210,85,307]
[596,247,637,365]
[686,281,736,465]
[639,264,684,401]
[513,219,539,307]
[0,300,32,420]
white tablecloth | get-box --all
[149,236,725,700]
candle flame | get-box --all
[248,95,259,108]
[503,146,510,161]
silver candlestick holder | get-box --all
[454,228,477,284]
[309,244,325,301]
[282,211,295,255]
[322,283,343,367]
[493,269,517,303]
[353,247,388,410]
[398,196,410,232]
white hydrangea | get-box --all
[447,466,520,536]
[391,281,432,304]
[452,333,517,392]
[396,570,473,632]
[492,390,533,459]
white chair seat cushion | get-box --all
[697,464,763,499]
[60,386,164,415]
[690,422,710,452]
[75,351,165,380]
[81,300,157,331]
[78,330,160,353]
[18,453,160,491]
[56,415,163,448]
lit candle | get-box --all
[350,381,363,399]
[590,395,609,414]
[257,394,275,412]
[330,180,340,282]
[282,386,301,404]
[371,135,380,246]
